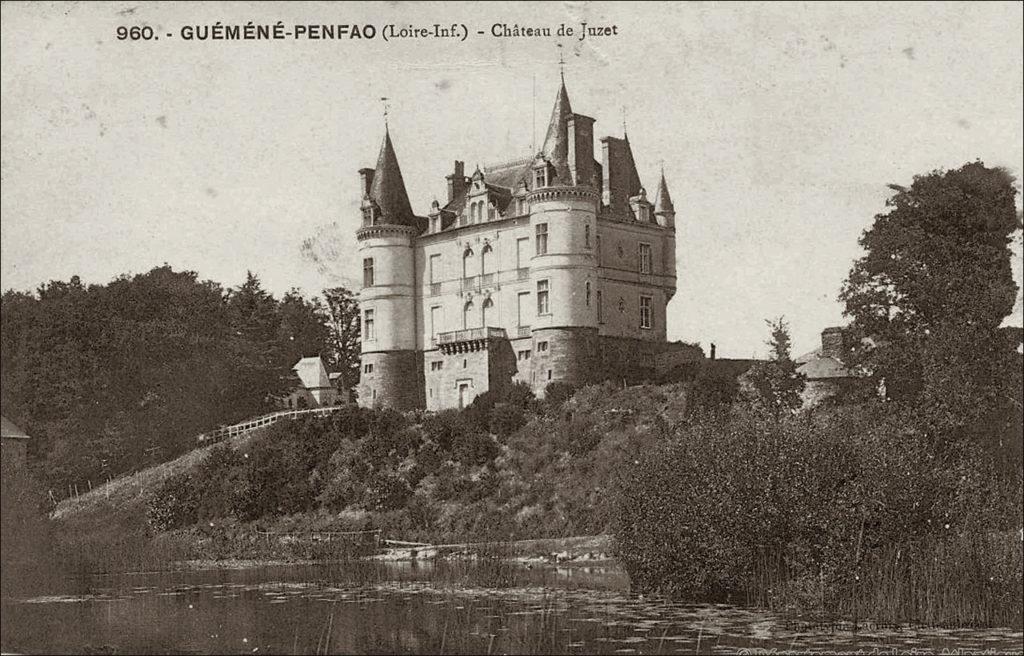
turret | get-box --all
[653,171,676,229]
[527,78,601,391]
[356,128,423,409]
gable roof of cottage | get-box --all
[292,356,333,390]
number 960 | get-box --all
[116,26,156,40]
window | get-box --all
[638,205,650,222]
[536,280,549,315]
[482,296,495,327]
[517,350,532,361]
[481,243,494,275]
[462,247,473,279]
[640,295,653,329]
[487,204,496,221]
[516,237,530,269]
[585,281,591,307]
[429,254,442,283]
[596,235,602,265]
[363,309,375,340]
[537,341,549,353]
[517,291,530,326]
[362,257,374,287]
[463,300,475,329]
[585,224,591,248]
[463,359,468,369]
[430,306,442,341]
[597,290,603,323]
[431,361,443,371]
[535,223,548,255]
[363,363,373,374]
[547,369,553,380]
[534,167,547,188]
[431,216,439,233]
[362,207,373,226]
[639,243,652,274]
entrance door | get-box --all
[458,383,470,409]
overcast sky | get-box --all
[2,1,1022,358]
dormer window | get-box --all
[534,166,548,189]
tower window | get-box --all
[585,281,591,307]
[640,295,653,329]
[537,341,549,352]
[535,223,548,256]
[363,309,375,340]
[597,290,603,323]
[536,280,550,315]
[363,258,374,287]
[363,363,374,374]
[534,167,547,188]
[585,224,591,248]
[639,243,653,274]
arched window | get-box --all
[482,296,495,327]
[462,247,473,279]
[463,300,477,329]
[481,243,494,276]
[469,203,478,223]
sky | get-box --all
[2,1,1022,358]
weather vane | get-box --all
[557,43,565,79]
[380,96,390,127]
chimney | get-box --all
[710,343,716,360]
[358,168,375,198]
[567,114,595,187]
[821,327,845,360]
[446,160,466,202]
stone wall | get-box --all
[358,350,423,410]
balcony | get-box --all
[436,327,508,354]
[480,273,496,287]
[461,276,479,292]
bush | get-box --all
[489,402,526,438]
[146,471,198,531]
[615,403,1024,625]
[544,381,577,409]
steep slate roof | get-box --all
[1,415,30,440]
[654,172,675,214]
[540,79,574,185]
[292,357,333,390]
[369,129,417,227]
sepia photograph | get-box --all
[1,1,1022,653]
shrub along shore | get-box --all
[8,380,1017,629]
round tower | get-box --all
[654,170,678,302]
[526,79,601,393]
[356,129,423,409]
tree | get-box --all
[322,286,361,392]
[744,317,806,418]
[840,162,1022,465]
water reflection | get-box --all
[2,562,1021,654]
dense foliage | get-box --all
[840,162,1023,468]
[145,381,691,543]
[0,267,358,492]
[615,404,1023,625]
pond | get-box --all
[2,560,1021,654]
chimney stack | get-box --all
[821,327,845,360]
[446,161,466,202]
[358,168,375,197]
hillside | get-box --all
[52,382,692,552]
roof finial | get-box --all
[622,106,628,137]
[557,43,565,81]
[380,96,390,128]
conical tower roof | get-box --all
[654,171,675,214]
[540,79,573,185]
[369,128,416,226]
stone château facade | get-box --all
[356,79,694,410]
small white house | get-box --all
[285,356,347,409]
